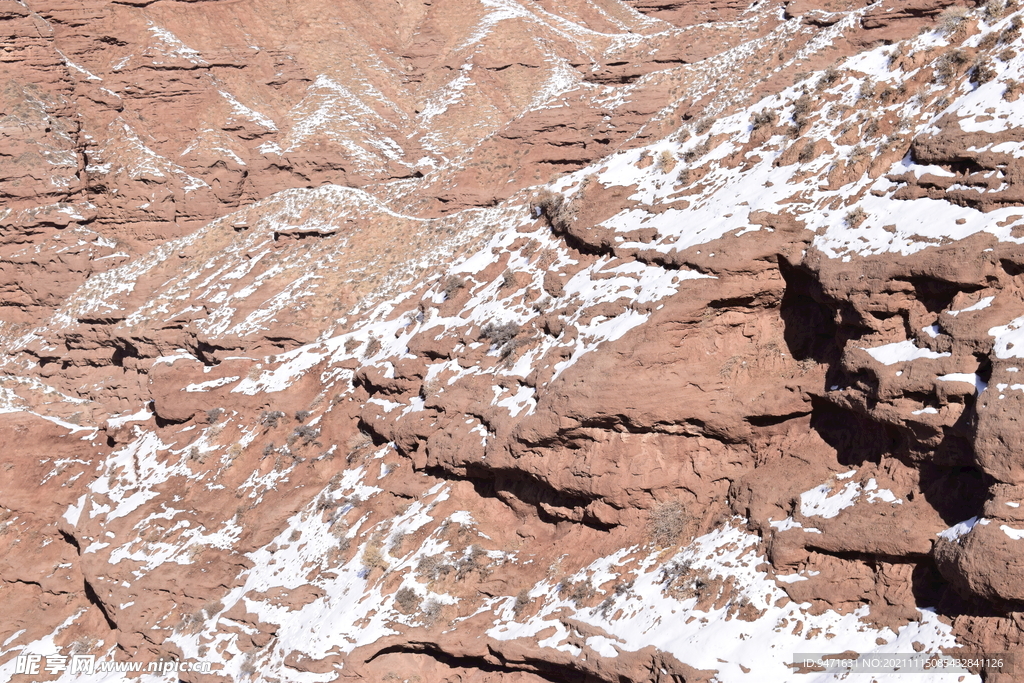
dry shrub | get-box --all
[938,5,970,35]
[846,206,868,227]
[416,553,454,581]
[395,587,420,613]
[362,545,389,573]
[567,581,595,606]
[442,275,465,299]
[421,599,443,625]
[798,140,817,163]
[971,57,997,85]
[682,139,711,163]
[513,589,531,617]
[655,149,677,173]
[347,431,372,453]
[1005,78,1022,100]
[455,544,489,581]
[791,93,814,131]
[291,425,320,446]
[69,637,99,656]
[479,321,521,353]
[533,189,569,225]
[817,66,840,89]
[364,336,381,358]
[986,0,1008,20]
[1001,15,1023,43]
[752,109,778,131]
[388,533,405,556]
[887,42,907,67]
[499,269,516,290]
[649,500,688,547]
[660,558,693,590]
[260,410,285,428]
[239,654,257,677]
[847,145,872,166]
[935,48,970,83]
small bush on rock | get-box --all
[421,599,443,625]
[649,500,688,547]
[752,109,778,131]
[500,269,516,290]
[798,141,817,163]
[260,410,285,428]
[938,5,970,35]
[442,275,465,299]
[971,57,997,85]
[455,544,489,581]
[533,189,574,227]
[417,553,454,581]
[364,336,381,358]
[656,149,677,173]
[480,321,521,349]
[682,139,711,163]
[817,66,840,89]
[1001,15,1023,43]
[1005,78,1022,100]
[395,587,420,612]
[791,93,814,131]
[846,206,868,227]
[986,0,1008,20]
[292,425,320,446]
[935,48,970,83]
[362,545,389,573]
[513,589,531,616]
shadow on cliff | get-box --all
[778,258,991,520]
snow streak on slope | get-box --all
[488,522,974,683]
[559,13,1024,262]
[12,3,1024,681]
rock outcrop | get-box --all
[3,0,1024,682]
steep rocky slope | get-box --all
[3,0,1024,681]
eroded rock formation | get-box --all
[3,0,1024,681]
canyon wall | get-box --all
[2,0,1024,681]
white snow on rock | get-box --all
[800,476,902,519]
[990,315,1024,359]
[947,296,994,316]
[487,521,975,682]
[185,376,240,392]
[937,373,988,393]
[937,517,982,542]
[861,340,951,365]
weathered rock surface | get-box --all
[4,0,1024,681]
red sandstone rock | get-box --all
[3,0,1024,680]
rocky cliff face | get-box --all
[3,0,1024,681]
